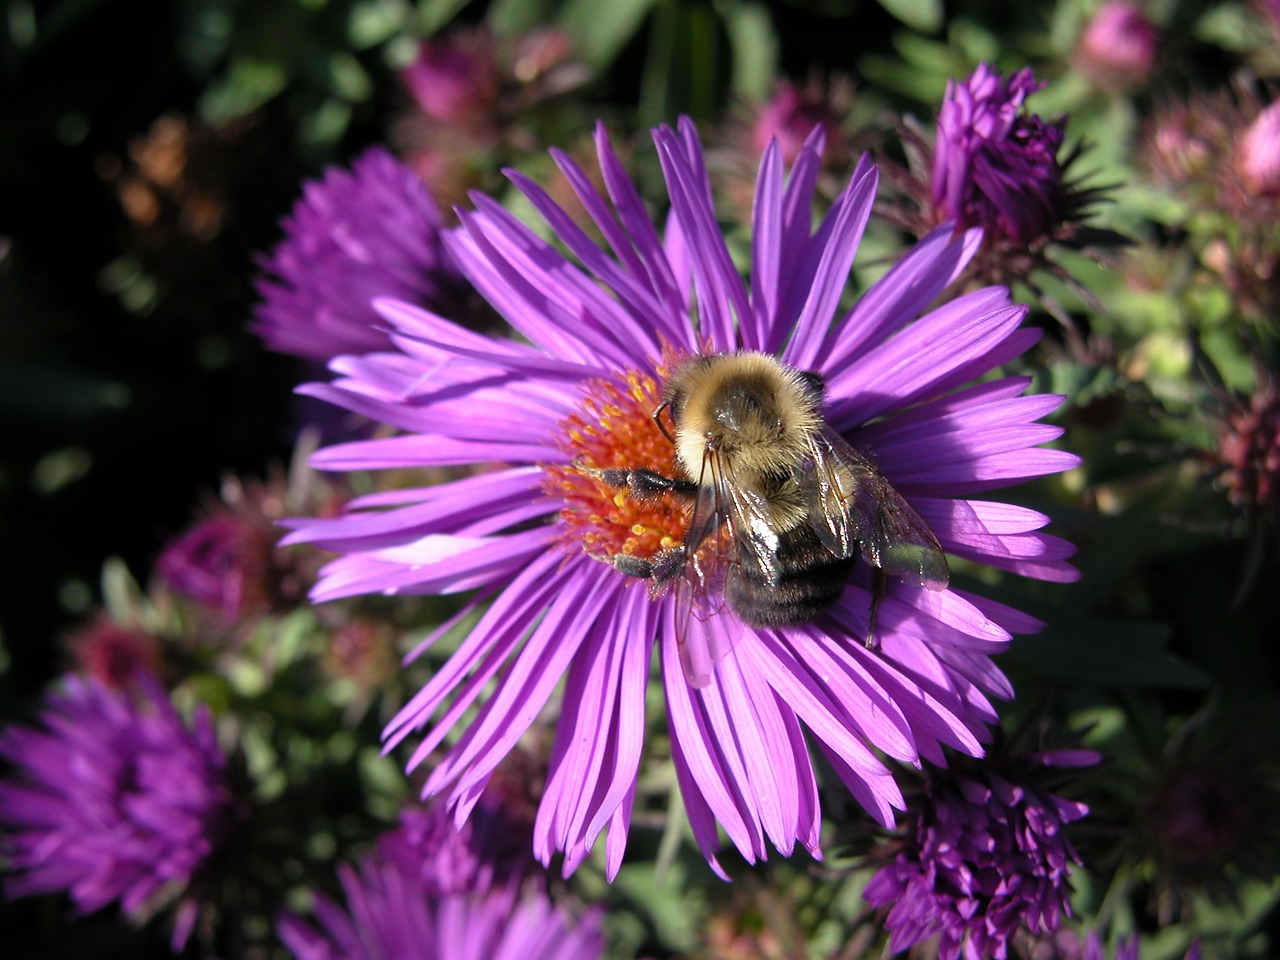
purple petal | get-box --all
[781,161,877,369]
[821,226,984,367]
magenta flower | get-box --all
[286,119,1078,876]
[0,673,239,949]
[863,750,1094,960]
[401,32,500,128]
[1075,2,1158,90]
[751,79,847,164]
[1236,101,1280,198]
[254,147,468,362]
[932,64,1067,247]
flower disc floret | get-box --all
[544,367,686,563]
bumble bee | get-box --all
[578,351,949,684]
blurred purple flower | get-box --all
[64,612,165,690]
[254,147,468,362]
[751,79,848,165]
[932,64,1067,247]
[402,31,501,128]
[1213,372,1280,522]
[157,514,261,621]
[1074,2,1158,91]
[156,470,346,625]
[374,791,536,899]
[0,673,239,949]
[1235,101,1280,199]
[392,26,589,212]
[278,861,602,960]
[1023,928,1203,960]
[286,118,1078,876]
[864,750,1094,960]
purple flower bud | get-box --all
[864,757,1090,960]
[64,613,165,690]
[932,64,1067,246]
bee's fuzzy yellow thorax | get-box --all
[665,352,823,479]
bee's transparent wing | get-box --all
[797,426,949,591]
[720,477,786,588]
[672,450,745,687]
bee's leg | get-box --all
[608,546,687,589]
[574,460,696,500]
[865,566,887,648]
[610,553,656,579]
[574,459,693,589]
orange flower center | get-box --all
[543,367,688,564]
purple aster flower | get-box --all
[286,118,1078,876]
[863,749,1094,960]
[278,862,603,960]
[932,64,1067,247]
[0,672,240,949]
[254,147,469,362]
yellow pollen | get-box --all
[542,366,688,564]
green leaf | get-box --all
[487,0,559,35]
[1009,617,1209,688]
[199,56,289,124]
[176,0,238,74]
[328,50,373,101]
[349,0,408,48]
[558,0,657,69]
[876,0,943,33]
[638,1,720,127]
[413,0,476,34]
[99,557,158,632]
[300,98,353,149]
[1194,2,1252,53]
[716,0,777,100]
